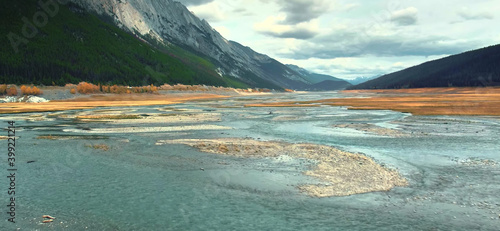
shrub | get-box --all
[160,84,173,90]
[0,84,8,95]
[32,86,42,95]
[20,85,27,95]
[75,82,158,94]
[77,82,100,94]
[150,84,158,93]
[20,85,43,95]
[110,85,119,94]
[70,88,76,94]
[6,86,17,96]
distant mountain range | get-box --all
[286,65,351,90]
[346,76,378,85]
[350,44,500,89]
[0,0,349,91]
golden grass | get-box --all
[245,87,500,116]
[0,93,230,114]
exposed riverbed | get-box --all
[1,92,499,230]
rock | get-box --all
[0,96,49,103]
[71,0,318,90]
[0,96,19,103]
[25,96,49,103]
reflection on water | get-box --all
[0,92,499,230]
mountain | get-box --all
[346,76,378,85]
[1,0,341,90]
[68,0,320,90]
[286,65,351,90]
[0,0,243,87]
[308,80,352,91]
[350,44,500,89]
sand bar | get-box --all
[333,123,411,137]
[63,125,231,134]
[157,138,408,197]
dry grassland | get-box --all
[0,93,229,114]
[246,87,500,116]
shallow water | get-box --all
[1,92,499,230]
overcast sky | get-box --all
[177,0,500,80]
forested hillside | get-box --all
[350,44,500,89]
[0,0,246,87]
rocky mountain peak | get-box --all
[69,0,345,90]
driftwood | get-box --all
[42,215,56,223]
[42,215,55,219]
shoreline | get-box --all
[0,83,279,114]
[0,93,231,114]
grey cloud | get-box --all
[259,28,318,39]
[281,28,481,59]
[315,65,386,78]
[390,7,418,26]
[458,11,494,20]
[306,62,389,80]
[279,0,331,24]
[391,15,417,26]
[233,8,245,13]
[233,8,254,16]
[176,0,214,6]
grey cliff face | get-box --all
[70,0,314,89]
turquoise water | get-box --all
[1,92,499,230]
